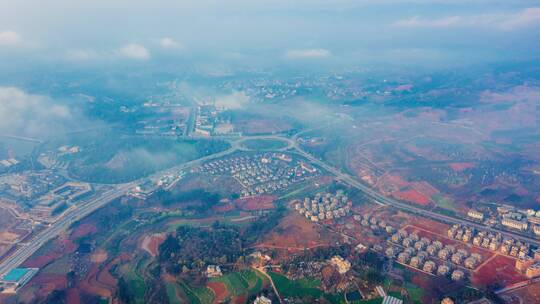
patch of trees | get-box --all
[152,188,220,211]
[242,206,286,243]
[158,225,242,270]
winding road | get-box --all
[2,131,540,285]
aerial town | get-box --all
[1,2,540,302]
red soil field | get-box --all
[256,213,331,251]
[23,239,76,268]
[79,266,113,298]
[393,189,431,206]
[208,281,228,304]
[29,273,68,298]
[212,202,235,213]
[235,195,276,211]
[140,234,166,257]
[70,223,98,240]
[79,255,130,298]
[234,294,247,304]
[386,175,410,188]
[449,162,475,172]
[411,181,439,197]
[473,254,526,287]
[66,288,81,304]
[408,217,450,235]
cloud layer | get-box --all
[395,7,540,30]
[0,30,22,46]
[117,43,151,60]
[285,48,331,59]
[0,87,82,138]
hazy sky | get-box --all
[0,0,539,68]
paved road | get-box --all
[289,139,540,248]
[2,132,540,281]
[0,141,243,278]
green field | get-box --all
[208,269,267,298]
[268,271,323,299]
[210,272,249,296]
[432,194,457,211]
[178,280,215,304]
[241,138,288,151]
[165,282,183,304]
[405,283,423,304]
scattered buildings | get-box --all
[206,265,222,278]
[253,295,272,304]
[382,295,403,304]
[467,209,484,221]
[329,255,351,274]
[525,262,540,279]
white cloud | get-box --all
[66,49,100,61]
[0,87,74,138]
[159,37,183,50]
[285,48,331,59]
[394,7,540,30]
[0,30,22,46]
[117,43,150,60]
[500,7,540,30]
[215,91,250,109]
[394,16,463,28]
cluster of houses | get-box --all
[387,230,473,281]
[294,191,352,222]
[447,224,531,259]
[515,250,540,279]
[201,153,318,197]
[353,213,396,234]
[468,206,540,236]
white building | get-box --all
[254,295,272,304]
[502,218,528,231]
[467,209,484,221]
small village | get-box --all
[199,153,319,197]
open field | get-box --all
[208,269,268,302]
[241,138,288,151]
[472,254,526,287]
[268,271,323,298]
[255,212,333,251]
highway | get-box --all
[288,139,540,248]
[0,140,243,278]
[2,132,540,281]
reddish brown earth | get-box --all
[256,213,331,251]
[449,162,476,172]
[235,195,276,211]
[212,202,235,213]
[208,281,228,304]
[65,288,81,304]
[140,234,166,257]
[30,273,68,298]
[473,254,526,287]
[234,294,247,304]
[70,223,98,240]
[408,217,450,236]
[393,189,431,206]
[23,238,76,268]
